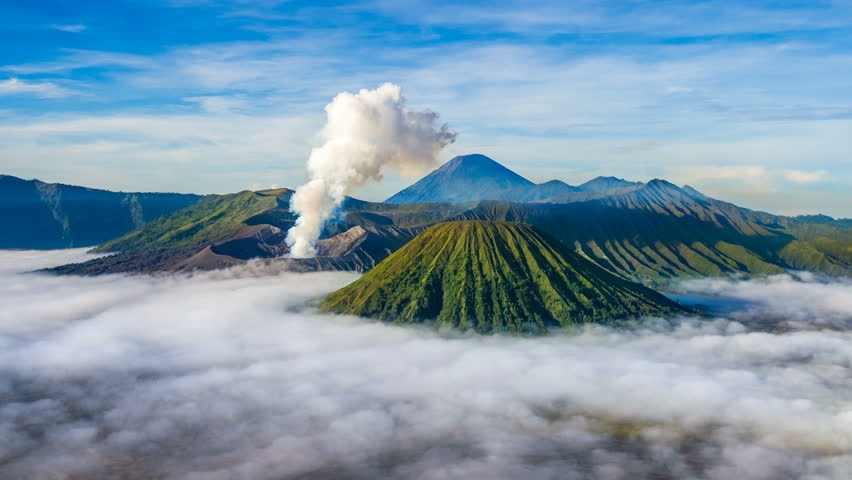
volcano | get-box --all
[322,220,686,333]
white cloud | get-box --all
[1,20,851,214]
[677,274,852,329]
[51,24,87,33]
[0,78,75,98]
[784,169,827,184]
[184,94,249,114]
[0,112,321,193]
[1,251,852,478]
[4,49,154,75]
[365,0,852,36]
[668,164,768,182]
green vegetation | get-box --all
[374,180,849,286]
[342,197,475,227]
[322,221,685,333]
[94,190,282,253]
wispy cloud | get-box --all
[671,165,768,182]
[51,24,87,33]
[365,0,852,36]
[0,112,321,193]
[2,0,851,215]
[183,94,249,113]
[4,49,154,75]
[784,169,827,184]
[0,78,75,98]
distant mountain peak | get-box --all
[385,154,587,204]
[539,179,571,187]
[443,153,506,167]
[645,178,679,188]
[577,176,641,192]
[430,154,531,183]
[385,153,535,204]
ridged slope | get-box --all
[93,190,288,253]
[437,180,851,284]
[322,221,685,333]
[48,190,290,274]
[52,189,422,275]
[0,175,201,249]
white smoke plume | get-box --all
[2,250,852,479]
[286,83,457,258]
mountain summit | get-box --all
[322,220,685,333]
[577,176,641,192]
[386,154,533,204]
[385,154,578,204]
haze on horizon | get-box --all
[1,0,852,217]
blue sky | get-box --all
[1,0,851,217]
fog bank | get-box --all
[1,251,851,479]
[677,273,852,329]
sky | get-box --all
[1,0,851,217]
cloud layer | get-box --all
[1,250,851,479]
[0,78,75,98]
[677,274,852,329]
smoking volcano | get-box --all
[285,83,456,258]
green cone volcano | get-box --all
[322,221,686,333]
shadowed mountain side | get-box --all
[436,180,850,284]
[382,154,674,205]
[49,189,293,274]
[47,223,420,275]
[322,221,687,333]
[0,175,202,249]
[341,198,476,227]
[533,184,643,204]
[384,154,579,203]
[91,189,291,254]
[510,180,580,201]
[794,214,852,229]
[576,176,641,192]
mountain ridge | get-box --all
[322,221,687,333]
[46,155,851,285]
[577,176,641,192]
[0,175,203,249]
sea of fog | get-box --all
[1,249,852,479]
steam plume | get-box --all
[286,83,457,258]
